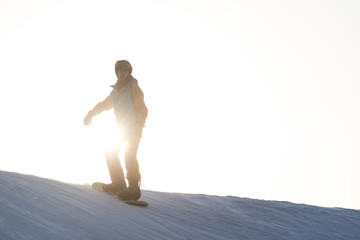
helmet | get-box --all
[115,60,132,75]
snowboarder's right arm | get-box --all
[83,92,113,126]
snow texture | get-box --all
[0,171,359,240]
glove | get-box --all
[83,111,94,126]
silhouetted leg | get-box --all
[105,146,125,182]
[124,136,141,181]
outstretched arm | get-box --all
[84,92,113,126]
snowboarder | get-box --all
[83,60,148,201]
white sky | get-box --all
[0,0,359,209]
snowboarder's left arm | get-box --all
[132,86,148,127]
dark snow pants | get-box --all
[105,131,142,182]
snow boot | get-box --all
[102,180,127,195]
[120,178,141,201]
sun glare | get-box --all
[1,0,359,209]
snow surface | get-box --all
[0,171,359,240]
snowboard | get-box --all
[92,182,149,207]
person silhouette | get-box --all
[84,60,148,200]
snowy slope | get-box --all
[0,171,359,240]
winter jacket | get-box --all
[90,78,148,128]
